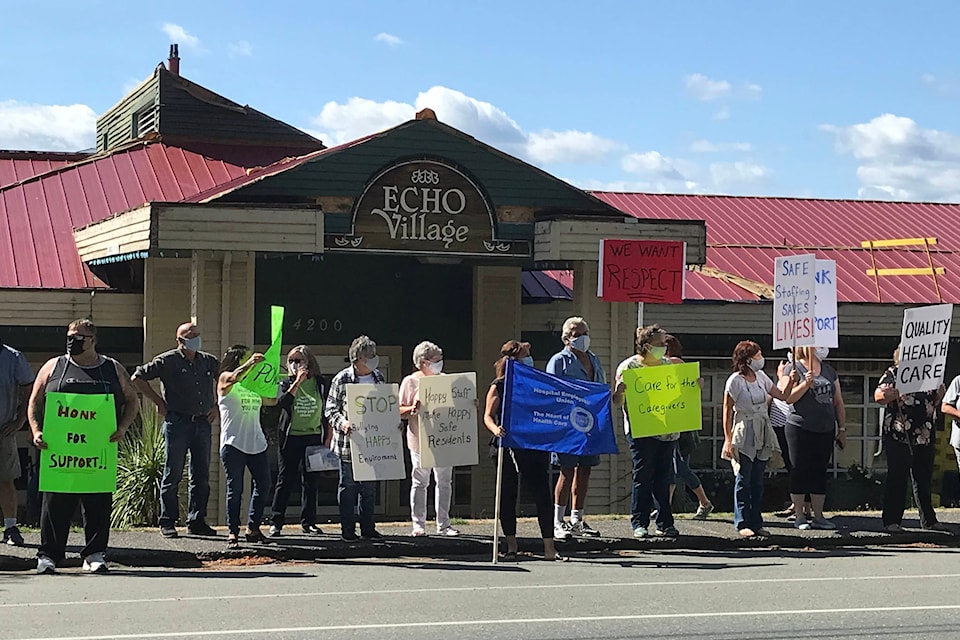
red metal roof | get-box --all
[0,150,91,189]
[0,142,248,289]
[522,270,573,300]
[592,192,960,304]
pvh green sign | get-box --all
[240,305,284,397]
[622,362,703,438]
[39,392,118,493]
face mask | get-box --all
[570,335,590,352]
[649,346,667,360]
[815,347,829,360]
[365,355,380,371]
[426,360,444,375]
[520,356,534,367]
[182,336,202,352]
[749,357,765,372]
[66,334,87,356]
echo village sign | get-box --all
[328,160,530,258]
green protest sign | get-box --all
[39,392,118,493]
[240,305,284,397]
[622,362,702,438]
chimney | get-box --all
[168,44,180,75]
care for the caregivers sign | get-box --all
[897,303,953,394]
[622,363,702,438]
[773,254,817,350]
[347,383,406,481]
[597,239,686,303]
[39,392,118,493]
[418,372,478,468]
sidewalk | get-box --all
[3,509,960,571]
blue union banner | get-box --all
[501,360,618,456]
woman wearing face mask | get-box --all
[778,346,844,530]
[269,345,330,537]
[484,340,564,561]
[399,341,459,537]
[722,341,796,537]
[613,324,679,539]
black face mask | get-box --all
[66,334,87,356]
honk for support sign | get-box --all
[622,363,702,438]
[40,392,118,493]
[347,383,406,481]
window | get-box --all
[132,105,157,138]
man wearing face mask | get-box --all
[546,317,605,539]
[133,322,220,539]
[325,335,388,541]
[399,341,459,537]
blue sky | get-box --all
[2,1,959,201]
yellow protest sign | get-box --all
[622,362,702,438]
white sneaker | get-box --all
[438,527,460,537]
[553,522,572,541]
[37,556,57,574]
[794,515,812,531]
[82,552,109,573]
[411,527,426,537]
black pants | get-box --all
[773,426,793,472]
[498,448,553,538]
[271,433,324,527]
[883,437,937,527]
[38,492,112,563]
[785,425,834,495]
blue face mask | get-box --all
[181,336,202,352]
[520,356,534,367]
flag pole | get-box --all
[492,444,503,564]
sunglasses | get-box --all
[288,357,304,364]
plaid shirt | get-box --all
[325,365,386,460]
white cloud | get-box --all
[162,23,202,51]
[228,40,253,58]
[684,74,731,102]
[709,161,770,186]
[920,73,959,97]
[0,101,96,151]
[375,32,404,47]
[823,113,960,202]
[690,139,753,153]
[743,83,763,100]
[307,86,620,165]
[620,151,699,192]
[713,106,731,121]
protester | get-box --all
[875,347,949,532]
[269,345,330,537]
[484,340,564,561]
[613,324,679,538]
[663,335,714,520]
[399,341,459,537]
[941,373,960,484]
[722,341,796,537]
[0,338,34,546]
[216,346,277,548]
[770,354,812,520]
[325,335,388,541]
[778,346,845,530]
[29,319,140,573]
[133,322,219,538]
[545,316,604,539]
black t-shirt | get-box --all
[783,361,838,433]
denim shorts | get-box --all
[551,452,601,468]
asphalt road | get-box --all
[3,546,960,640]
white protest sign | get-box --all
[304,445,339,472]
[418,372,479,468]
[897,304,953,394]
[773,254,817,350]
[347,383,406,481]
[814,259,838,348]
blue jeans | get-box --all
[159,413,211,528]
[338,459,376,535]
[675,449,702,491]
[733,455,766,531]
[220,445,271,535]
[628,435,676,530]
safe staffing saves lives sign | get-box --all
[597,239,686,304]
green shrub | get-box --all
[111,409,166,528]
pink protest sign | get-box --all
[597,239,686,303]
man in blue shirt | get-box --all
[546,317,605,539]
[0,338,34,546]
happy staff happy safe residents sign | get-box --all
[597,239,686,304]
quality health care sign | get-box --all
[347,383,406,481]
[40,392,118,493]
[897,303,953,394]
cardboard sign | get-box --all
[622,363,702,438]
[773,254,817,350]
[39,392,118,493]
[346,383,406,481]
[814,259,839,348]
[597,239,686,303]
[897,304,953,394]
[418,372,479,468]
[240,305,284,397]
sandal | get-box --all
[498,550,519,562]
[545,553,569,562]
[244,530,267,543]
[226,534,239,549]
